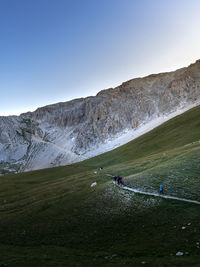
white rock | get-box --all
[91,182,97,187]
[181,226,186,230]
[176,252,184,256]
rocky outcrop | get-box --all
[1,59,200,174]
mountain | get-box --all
[1,59,200,174]
[1,105,200,265]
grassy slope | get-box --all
[0,106,200,266]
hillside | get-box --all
[1,59,200,173]
[0,105,200,266]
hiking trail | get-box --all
[106,174,200,205]
[121,185,200,205]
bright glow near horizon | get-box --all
[1,0,200,116]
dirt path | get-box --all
[121,185,200,205]
[106,174,200,205]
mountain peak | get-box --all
[1,59,200,174]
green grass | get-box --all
[1,106,200,266]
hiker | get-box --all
[116,176,120,185]
[122,177,125,186]
[118,176,122,186]
[114,176,118,184]
[160,184,164,194]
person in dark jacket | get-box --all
[118,176,122,186]
[114,176,118,184]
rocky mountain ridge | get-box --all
[1,59,200,174]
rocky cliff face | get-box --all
[1,60,200,174]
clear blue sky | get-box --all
[1,0,200,115]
